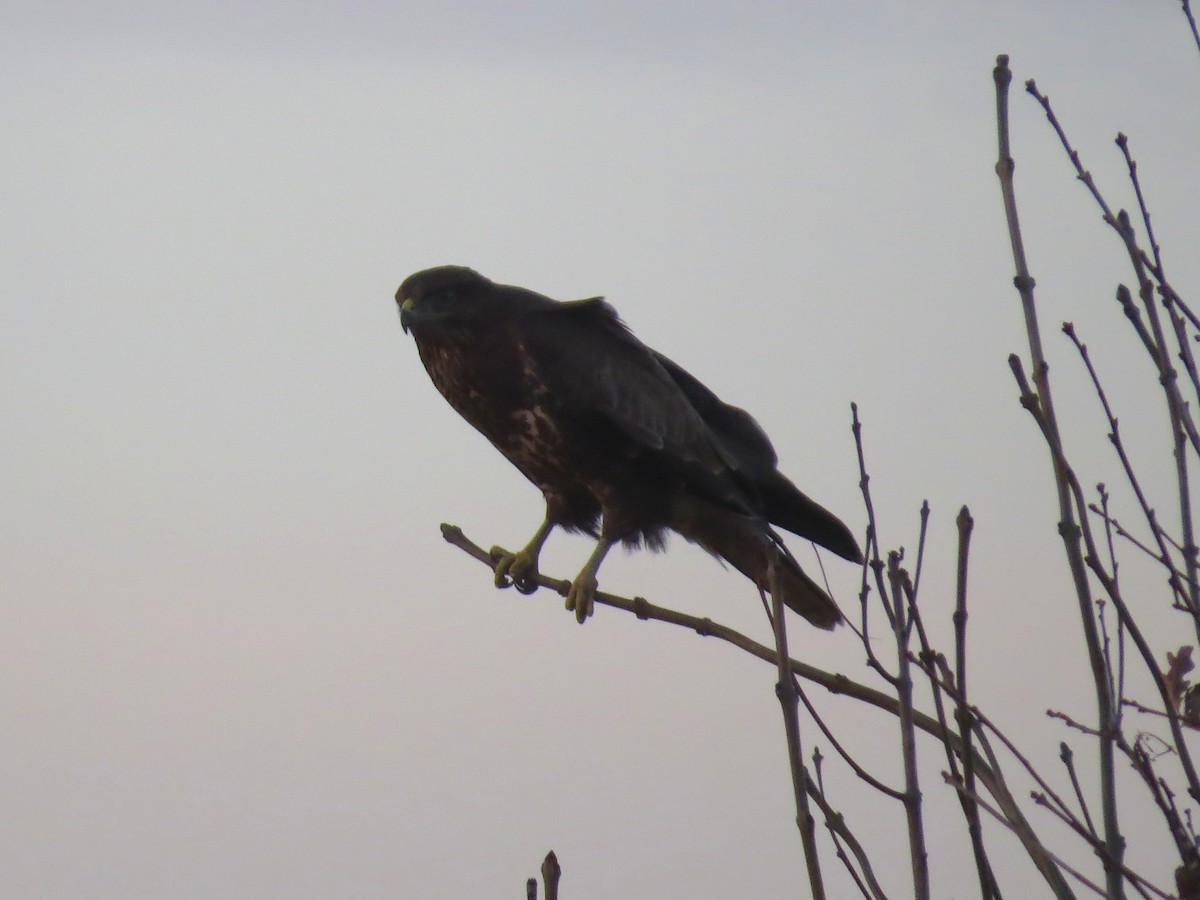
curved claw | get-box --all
[488,546,513,589]
[564,572,597,623]
[490,545,540,593]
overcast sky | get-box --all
[4,3,1199,898]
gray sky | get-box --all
[3,2,1199,897]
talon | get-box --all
[565,572,597,623]
[489,546,515,589]
[491,546,540,593]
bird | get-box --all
[395,265,862,626]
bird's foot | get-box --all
[490,546,540,595]
[564,571,597,623]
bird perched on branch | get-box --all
[395,266,861,625]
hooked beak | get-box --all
[398,297,415,334]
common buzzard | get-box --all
[396,266,861,626]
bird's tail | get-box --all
[671,496,843,629]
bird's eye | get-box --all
[433,288,458,302]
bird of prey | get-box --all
[395,266,861,626]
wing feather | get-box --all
[516,293,861,560]
[523,301,702,447]
[520,298,740,483]
[651,352,778,480]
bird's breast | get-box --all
[417,337,569,476]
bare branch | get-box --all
[997,55,1127,897]
[1062,322,1191,611]
[945,773,1105,898]
[1060,742,1099,839]
[810,754,892,900]
[1181,0,1200,61]
[951,505,1001,898]
[887,553,930,900]
[796,679,905,801]
[441,521,1074,897]
[1031,794,1172,900]
[766,559,827,898]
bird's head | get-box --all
[395,266,494,340]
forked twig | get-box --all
[811,754,891,900]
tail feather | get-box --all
[758,470,863,564]
[672,496,843,629]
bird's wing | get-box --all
[651,351,779,481]
[658,350,863,563]
[519,296,862,560]
[520,298,750,503]
[658,348,863,562]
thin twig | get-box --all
[917,650,1092,849]
[1125,736,1198,862]
[1114,212,1200,623]
[1026,81,1200,458]
[1049,709,1103,738]
[1055,705,1200,872]
[998,55,1126,897]
[795,679,905,800]
[944,773,1103,898]
[1115,134,1163,276]
[903,540,1004,900]
[1031,794,1171,900]
[1046,396,1200,803]
[851,403,898,684]
[1060,742,1099,839]
[888,553,930,900]
[1027,79,1200,636]
[902,520,1005,900]
[911,501,930,599]
[1097,486,1129,711]
[810,753,891,900]
[952,505,1001,899]
[1182,0,1200,61]
[1086,503,1181,569]
[766,558,826,898]
[1063,321,1190,611]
